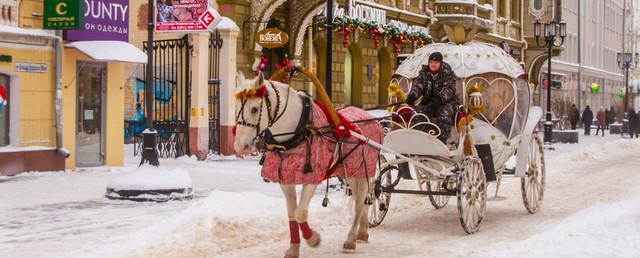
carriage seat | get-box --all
[383,128,458,158]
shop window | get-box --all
[0,74,9,146]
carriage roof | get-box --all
[394,42,524,79]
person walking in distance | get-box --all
[596,107,606,137]
[569,104,580,130]
[629,109,639,138]
[582,105,594,136]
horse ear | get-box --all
[236,71,245,88]
[256,71,265,88]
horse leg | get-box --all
[280,184,300,258]
[296,184,321,247]
[343,177,368,252]
[357,177,370,243]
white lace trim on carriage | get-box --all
[395,42,524,79]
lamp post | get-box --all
[616,51,639,136]
[141,0,159,166]
[534,20,567,144]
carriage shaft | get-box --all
[349,130,455,177]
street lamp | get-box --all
[616,51,639,136]
[535,19,567,144]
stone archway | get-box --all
[292,3,326,59]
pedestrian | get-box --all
[629,109,639,138]
[582,105,594,136]
[604,108,610,130]
[596,107,606,136]
[569,104,580,130]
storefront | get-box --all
[0,0,145,175]
[61,0,146,169]
[221,0,433,109]
[0,23,61,175]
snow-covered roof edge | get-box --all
[0,24,58,39]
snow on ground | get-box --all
[1,135,640,258]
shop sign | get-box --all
[388,20,429,34]
[347,0,386,25]
[255,28,289,48]
[155,0,221,32]
[43,0,82,29]
[15,63,48,73]
[64,0,129,41]
[0,55,11,63]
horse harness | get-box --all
[235,81,315,173]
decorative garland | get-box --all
[257,19,291,83]
[316,16,432,55]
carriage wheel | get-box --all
[427,181,450,209]
[521,136,546,214]
[368,156,396,227]
[456,157,487,234]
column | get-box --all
[217,18,240,155]
[189,33,210,160]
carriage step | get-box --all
[502,168,516,175]
[381,188,457,196]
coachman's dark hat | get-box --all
[428,52,443,62]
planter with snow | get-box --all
[105,165,193,202]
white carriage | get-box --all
[360,42,546,234]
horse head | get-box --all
[234,71,270,155]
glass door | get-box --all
[0,74,9,146]
[76,63,105,166]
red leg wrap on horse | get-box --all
[299,222,313,239]
[289,221,300,244]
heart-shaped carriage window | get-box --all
[466,74,516,137]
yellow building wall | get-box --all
[104,61,125,166]
[61,49,125,168]
[0,45,56,147]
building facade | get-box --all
[543,0,627,121]
[1,0,146,175]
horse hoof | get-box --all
[306,231,321,248]
[284,244,300,258]
[356,232,369,243]
[342,242,356,253]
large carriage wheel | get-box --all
[368,155,397,227]
[456,156,487,234]
[521,136,546,214]
[427,181,450,209]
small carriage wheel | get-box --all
[427,180,450,209]
[521,136,546,214]
[456,156,487,234]
[368,155,396,228]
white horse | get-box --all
[234,72,382,257]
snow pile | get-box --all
[106,165,193,191]
[491,195,640,257]
[560,138,640,163]
[93,191,287,258]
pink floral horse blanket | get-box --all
[261,102,383,185]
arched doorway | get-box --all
[378,47,393,105]
[347,44,363,106]
[344,48,353,105]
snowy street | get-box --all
[2,135,640,258]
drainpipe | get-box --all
[55,30,70,158]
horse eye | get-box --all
[251,107,259,114]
